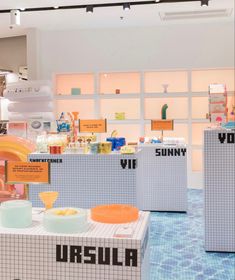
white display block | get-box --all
[204,129,235,252]
[28,153,138,209]
[0,209,150,280]
[137,144,188,211]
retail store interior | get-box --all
[0,0,234,279]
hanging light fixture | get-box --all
[201,0,209,7]
[123,3,131,11]
[86,5,94,14]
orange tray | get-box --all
[91,204,139,224]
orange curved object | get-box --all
[0,136,35,202]
[0,135,35,162]
[91,204,139,224]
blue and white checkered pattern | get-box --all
[204,129,235,252]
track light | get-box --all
[201,0,209,7]
[10,9,20,27]
[86,6,94,14]
[54,6,59,9]
[155,0,161,2]
[123,3,130,11]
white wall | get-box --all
[32,21,235,79]
[26,22,234,189]
[0,36,27,73]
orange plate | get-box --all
[91,204,139,224]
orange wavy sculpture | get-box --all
[0,135,35,201]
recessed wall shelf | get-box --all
[53,68,235,188]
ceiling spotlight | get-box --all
[54,6,59,9]
[20,8,25,11]
[86,6,94,14]
[123,3,130,11]
[201,0,209,7]
[10,9,21,27]
[155,0,161,2]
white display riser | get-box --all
[0,209,150,280]
[28,148,187,212]
[204,129,235,252]
[28,153,138,209]
[137,145,188,212]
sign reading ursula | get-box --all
[79,119,107,133]
[5,161,50,184]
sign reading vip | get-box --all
[5,161,50,184]
[79,119,107,133]
[120,159,137,170]
[218,133,235,144]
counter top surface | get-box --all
[0,209,149,240]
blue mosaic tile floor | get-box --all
[150,189,235,280]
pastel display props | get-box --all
[120,145,135,154]
[98,142,112,154]
[91,204,139,224]
[39,191,59,210]
[0,135,35,161]
[161,104,168,120]
[43,208,88,234]
[0,200,32,228]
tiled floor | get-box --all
[150,189,235,280]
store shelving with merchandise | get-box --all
[54,68,235,188]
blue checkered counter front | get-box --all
[204,129,235,252]
[28,153,138,209]
[136,144,188,212]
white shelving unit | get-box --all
[52,68,235,188]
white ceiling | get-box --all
[0,0,234,38]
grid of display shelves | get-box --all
[53,68,235,188]
[192,97,209,119]
[99,72,140,95]
[145,123,189,143]
[191,69,235,92]
[192,123,211,146]
[101,123,140,143]
[55,99,95,119]
[144,70,188,93]
[192,149,203,172]
[100,98,140,120]
[55,73,95,95]
[145,97,188,120]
